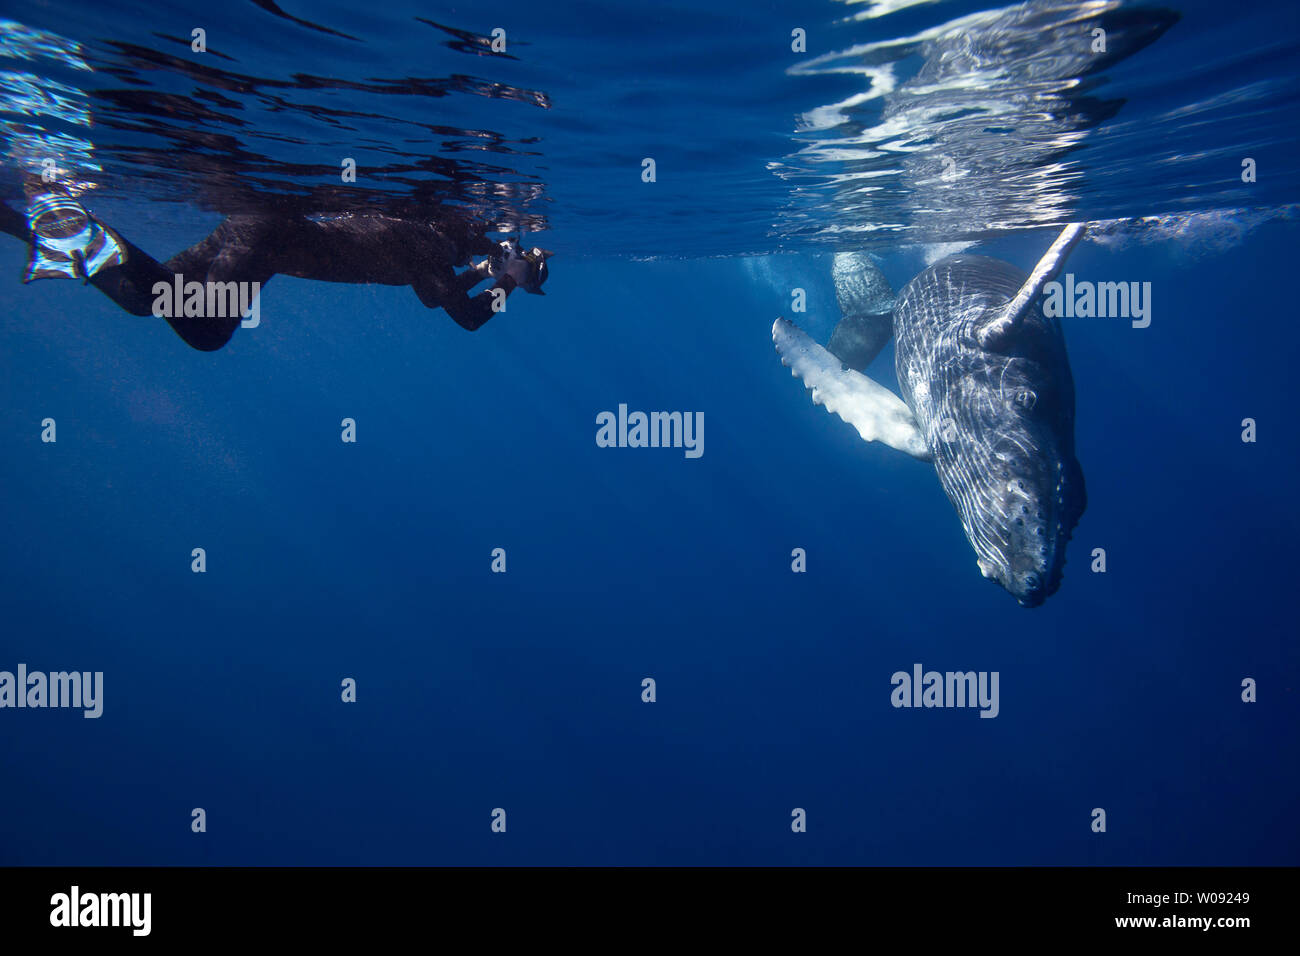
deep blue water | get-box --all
[0,0,1297,865]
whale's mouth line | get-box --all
[952,457,1078,606]
[924,390,1083,607]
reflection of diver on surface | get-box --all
[0,180,551,351]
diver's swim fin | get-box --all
[773,316,932,462]
[23,193,125,283]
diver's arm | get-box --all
[454,259,493,293]
[412,264,517,331]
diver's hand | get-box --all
[486,238,522,279]
[486,239,550,293]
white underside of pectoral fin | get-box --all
[772,317,932,461]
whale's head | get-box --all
[895,254,1087,607]
[965,414,1087,608]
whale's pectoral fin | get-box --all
[976,222,1085,350]
[773,317,932,461]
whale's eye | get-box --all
[1015,388,1037,410]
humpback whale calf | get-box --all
[773,225,1087,607]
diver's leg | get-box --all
[4,197,268,351]
[0,202,28,243]
[112,214,286,350]
[79,225,246,350]
[88,233,181,314]
[85,225,256,350]
[154,217,282,351]
[89,230,244,351]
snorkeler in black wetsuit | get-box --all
[0,182,551,351]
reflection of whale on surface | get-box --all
[781,1,1180,246]
[773,225,1087,607]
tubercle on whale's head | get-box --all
[965,446,1085,608]
[938,373,1085,609]
[977,559,1048,607]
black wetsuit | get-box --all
[0,205,512,350]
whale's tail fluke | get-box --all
[827,251,895,372]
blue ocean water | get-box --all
[0,0,1297,865]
